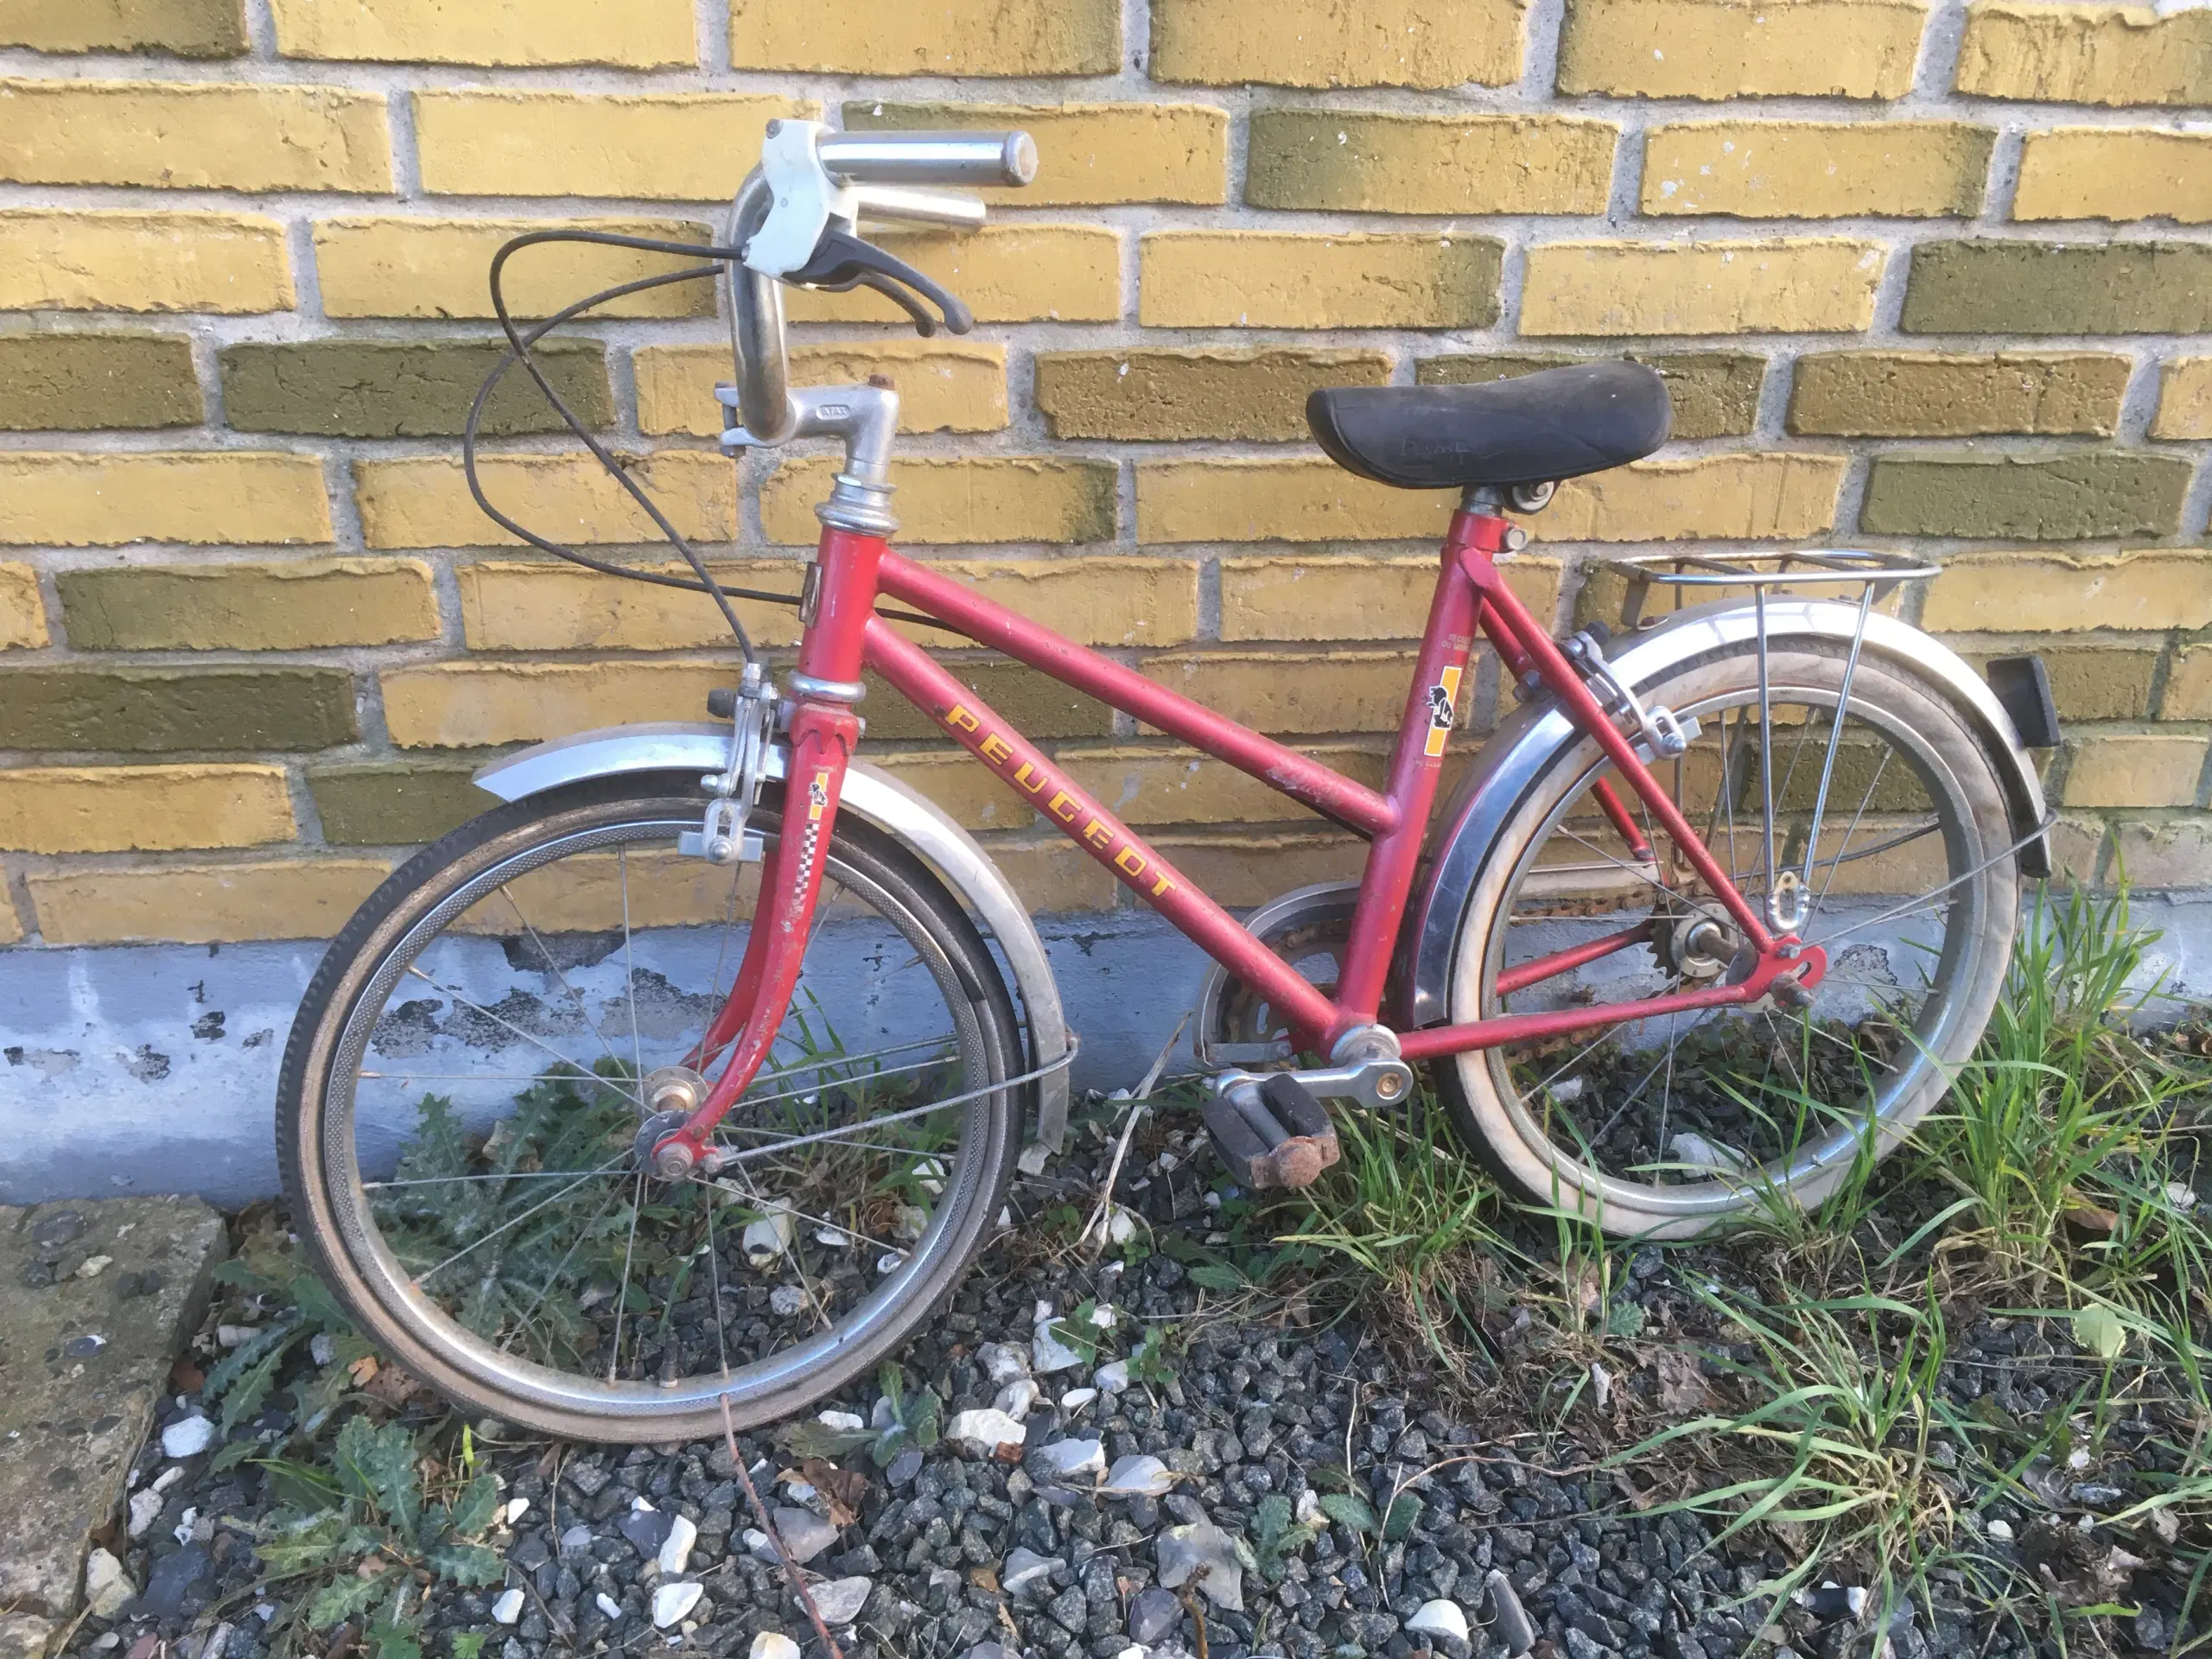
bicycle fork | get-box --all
[643,528,883,1179]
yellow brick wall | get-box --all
[0,0,2207,943]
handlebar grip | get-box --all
[848,184,988,230]
[816,129,1037,188]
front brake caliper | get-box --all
[680,663,779,866]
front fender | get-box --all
[473,723,1074,1151]
[1402,600,2051,1029]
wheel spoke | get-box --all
[495,887,628,1081]
[500,1183,624,1356]
[402,965,643,1109]
[606,1172,645,1383]
[412,1156,628,1287]
[620,846,645,1084]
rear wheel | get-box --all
[278,773,1023,1442]
[1436,640,2018,1238]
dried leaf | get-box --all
[799,1458,868,1529]
[348,1354,381,1386]
[1648,1348,1712,1414]
[2063,1192,2119,1236]
[363,1363,431,1408]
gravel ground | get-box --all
[62,1103,2202,1659]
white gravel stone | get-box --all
[658,1514,698,1575]
[1093,1360,1129,1393]
[161,1415,213,1459]
[1406,1599,1471,1643]
[1100,1453,1174,1497]
[978,1341,1031,1384]
[817,1410,865,1433]
[1033,1438,1105,1479]
[127,1489,164,1539]
[772,1507,839,1566]
[947,1408,1027,1455]
[652,1583,703,1629]
[84,1549,132,1618]
[504,1498,530,1526]
[491,1589,526,1625]
[993,1379,1039,1421]
[1031,1318,1084,1375]
[748,1637,801,1659]
[1059,1388,1097,1414]
[1000,1548,1058,1593]
[595,1592,623,1620]
[768,1285,806,1316]
[741,1206,793,1265]
[809,1576,872,1625]
[1157,1522,1243,1611]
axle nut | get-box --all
[652,1141,697,1180]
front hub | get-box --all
[634,1065,710,1179]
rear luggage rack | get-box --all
[1604,549,1940,631]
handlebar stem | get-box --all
[719,382,901,537]
[722,124,1032,534]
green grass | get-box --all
[1246,880,2212,1645]
[1273,1102,1514,1382]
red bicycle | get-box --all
[279,123,2058,1441]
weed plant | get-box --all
[1262,881,2212,1646]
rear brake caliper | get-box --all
[1562,629,1696,760]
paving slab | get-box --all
[0,1198,226,1632]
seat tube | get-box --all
[1334,510,1491,1023]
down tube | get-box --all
[862,617,1345,1052]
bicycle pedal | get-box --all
[1201,1073,1341,1191]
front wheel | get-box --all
[1435,638,2020,1239]
[278,773,1025,1442]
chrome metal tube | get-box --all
[727,168,794,442]
[848,184,988,228]
[817,129,1036,187]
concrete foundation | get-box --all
[1,894,2207,1206]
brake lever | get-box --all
[852,270,941,336]
[788,227,976,338]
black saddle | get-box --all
[1306,361,1672,491]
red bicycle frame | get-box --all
[659,500,1823,1164]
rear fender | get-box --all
[473,723,1074,1151]
[1401,601,2051,1029]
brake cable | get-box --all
[463,227,967,671]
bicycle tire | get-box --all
[278,772,1024,1442]
[1434,639,2019,1238]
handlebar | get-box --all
[817,129,1037,188]
[727,122,1033,448]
